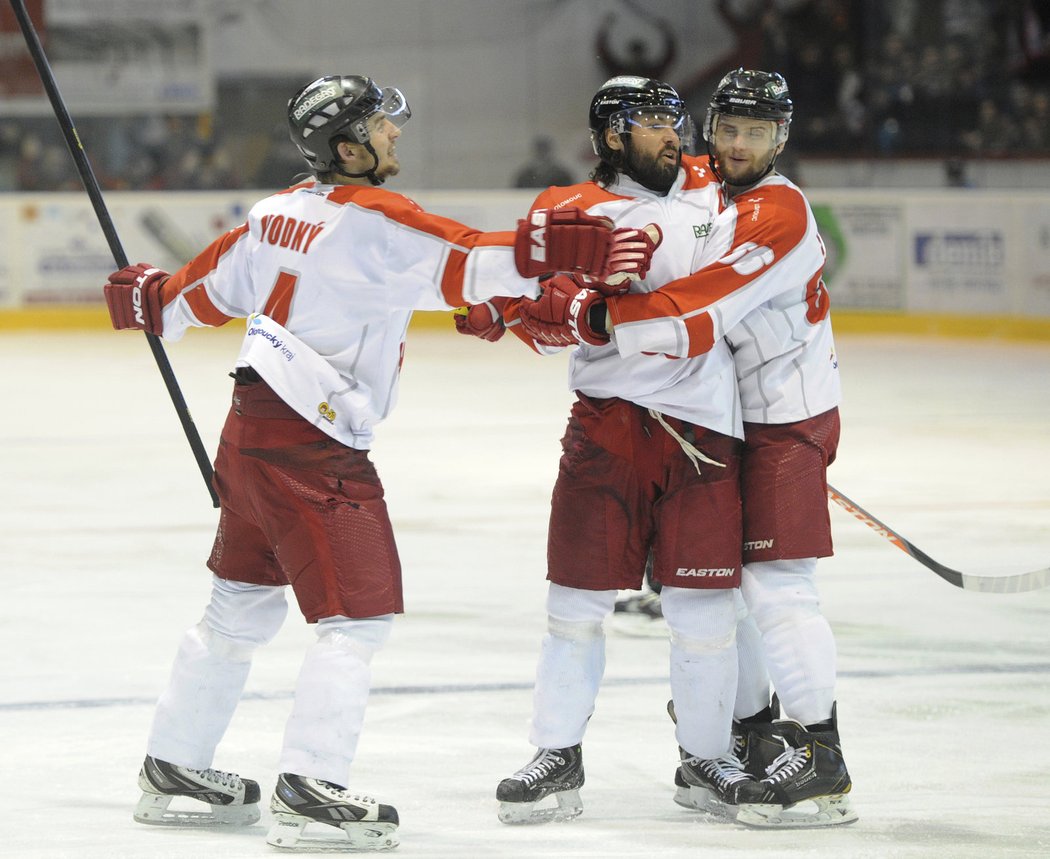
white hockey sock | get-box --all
[147,578,287,769]
[734,593,772,720]
[662,587,738,759]
[278,615,392,786]
[528,584,616,749]
[743,560,837,726]
[147,623,253,769]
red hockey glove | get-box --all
[514,206,615,278]
[103,262,169,335]
[601,223,662,281]
[453,296,509,342]
[517,274,610,347]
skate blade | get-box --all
[672,785,733,819]
[266,814,399,852]
[133,792,260,827]
[736,794,858,828]
[498,789,583,825]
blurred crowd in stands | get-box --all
[2,0,1048,192]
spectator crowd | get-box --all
[1,0,1048,193]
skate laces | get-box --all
[764,743,810,782]
[312,779,376,806]
[191,767,241,789]
[687,753,751,786]
[515,749,567,785]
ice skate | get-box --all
[608,591,666,638]
[667,698,762,816]
[735,704,858,828]
[133,755,261,826]
[736,700,790,780]
[266,773,399,852]
[496,745,584,824]
[674,743,758,817]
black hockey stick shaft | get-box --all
[828,484,1050,594]
[9,0,219,507]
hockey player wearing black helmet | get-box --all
[588,75,694,194]
[704,68,793,189]
[104,71,662,854]
[287,75,412,186]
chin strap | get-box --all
[332,142,385,186]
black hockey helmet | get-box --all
[588,76,692,162]
[287,75,410,175]
[704,68,792,145]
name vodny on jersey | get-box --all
[259,215,326,254]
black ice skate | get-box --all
[496,745,584,824]
[735,703,858,828]
[266,773,399,851]
[675,741,758,817]
[134,755,261,826]
[668,698,765,816]
[736,701,791,780]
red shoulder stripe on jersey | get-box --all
[608,183,810,354]
[532,182,631,213]
[440,249,468,308]
[162,224,249,326]
[680,154,718,190]
[327,186,523,304]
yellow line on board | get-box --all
[1,306,1048,341]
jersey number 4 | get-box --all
[263,269,300,326]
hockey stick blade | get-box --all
[828,485,1050,593]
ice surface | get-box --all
[2,327,1048,857]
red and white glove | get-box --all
[600,223,663,282]
[514,206,616,278]
[517,274,609,347]
[453,296,509,342]
[103,262,169,335]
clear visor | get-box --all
[610,107,695,149]
[377,86,411,128]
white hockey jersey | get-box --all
[608,172,841,424]
[157,181,539,448]
[514,156,742,439]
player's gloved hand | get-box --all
[514,206,616,278]
[517,273,609,347]
[103,262,169,335]
[453,296,509,342]
[600,223,662,282]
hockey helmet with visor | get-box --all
[589,76,694,162]
[704,68,792,146]
[287,75,410,182]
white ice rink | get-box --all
[2,325,1049,858]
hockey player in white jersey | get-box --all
[473,77,753,826]
[102,74,658,852]
[514,69,856,828]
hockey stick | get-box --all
[9,0,219,507]
[828,485,1050,593]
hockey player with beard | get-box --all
[101,74,658,852]
[462,77,759,826]
[499,69,857,829]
